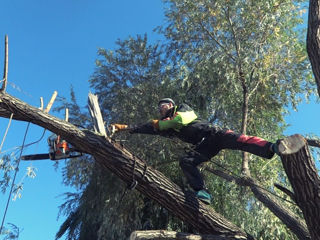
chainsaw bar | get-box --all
[21,153,50,160]
[21,152,83,161]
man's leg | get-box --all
[217,129,275,159]
[179,151,208,191]
[179,150,212,204]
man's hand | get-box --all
[110,124,129,133]
[151,119,159,129]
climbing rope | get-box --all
[111,137,144,191]
[0,122,31,233]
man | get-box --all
[111,98,279,204]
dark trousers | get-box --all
[179,129,274,191]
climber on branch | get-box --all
[111,98,279,204]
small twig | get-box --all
[39,97,44,110]
[39,97,43,110]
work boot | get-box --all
[196,189,212,205]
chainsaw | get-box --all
[21,134,82,161]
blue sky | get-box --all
[0,1,319,240]
[0,1,164,239]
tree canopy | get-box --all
[0,0,319,240]
[52,0,317,239]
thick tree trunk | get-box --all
[278,134,320,240]
[307,0,320,97]
[0,92,252,239]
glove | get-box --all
[110,124,128,133]
[151,120,159,129]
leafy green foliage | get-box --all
[160,0,314,238]
[159,0,314,128]
[0,154,14,193]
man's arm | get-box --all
[111,122,160,135]
[129,122,159,135]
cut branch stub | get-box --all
[44,91,58,113]
[88,93,107,137]
[1,35,8,92]
[278,134,307,155]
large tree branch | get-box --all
[278,134,320,240]
[130,230,237,240]
[306,138,320,148]
[205,168,310,240]
[0,92,252,239]
[307,0,320,97]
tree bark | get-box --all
[278,134,320,240]
[307,0,320,97]
[0,92,252,239]
[205,168,311,240]
[1,35,8,92]
[306,138,320,148]
[130,230,238,240]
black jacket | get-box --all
[130,104,214,145]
